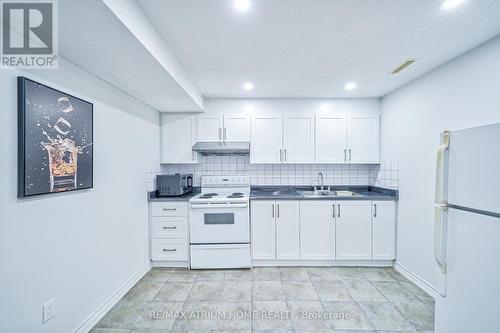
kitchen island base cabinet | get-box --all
[251,200,300,260]
[335,201,372,260]
[300,201,335,260]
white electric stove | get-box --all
[189,175,251,269]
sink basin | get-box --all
[298,190,360,198]
[252,189,300,196]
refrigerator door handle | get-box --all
[434,130,450,276]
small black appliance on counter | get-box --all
[155,173,193,197]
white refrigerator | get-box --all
[434,122,500,333]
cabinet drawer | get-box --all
[151,202,188,217]
[152,217,188,238]
[152,239,188,261]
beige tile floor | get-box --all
[91,266,435,333]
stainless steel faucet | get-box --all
[317,172,324,191]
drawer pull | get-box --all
[162,248,177,252]
[162,208,177,211]
[162,226,177,229]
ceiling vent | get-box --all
[391,59,416,74]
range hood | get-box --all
[192,141,250,155]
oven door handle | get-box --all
[189,203,248,209]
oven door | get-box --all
[189,203,249,244]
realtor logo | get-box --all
[1,0,58,68]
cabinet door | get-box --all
[160,114,197,163]
[316,114,348,163]
[251,114,283,163]
[223,113,249,142]
[198,114,223,142]
[275,201,300,260]
[300,201,335,260]
[335,201,372,260]
[251,201,276,260]
[283,114,314,163]
[348,114,379,163]
[372,201,396,260]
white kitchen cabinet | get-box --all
[198,113,250,142]
[160,114,197,164]
[251,114,283,163]
[335,201,372,260]
[275,201,300,260]
[224,113,250,141]
[372,201,396,260]
[315,114,348,163]
[348,114,379,163]
[251,201,276,260]
[251,200,300,260]
[283,114,315,163]
[198,114,223,142]
[300,201,335,260]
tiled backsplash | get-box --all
[147,155,399,190]
[374,161,399,190]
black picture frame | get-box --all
[18,76,94,198]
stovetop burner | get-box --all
[199,193,218,199]
[227,192,244,198]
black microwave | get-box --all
[156,174,193,197]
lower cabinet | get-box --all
[251,200,300,260]
[150,202,189,266]
[252,199,396,263]
[335,201,372,260]
[275,201,300,260]
[372,201,396,260]
[300,201,335,260]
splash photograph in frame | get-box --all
[18,77,93,197]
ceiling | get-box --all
[59,0,203,111]
[59,1,500,110]
[138,0,500,98]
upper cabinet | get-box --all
[348,114,380,163]
[160,114,197,164]
[198,113,249,143]
[283,114,315,163]
[315,114,348,163]
[251,113,314,164]
[251,112,379,164]
[251,114,283,163]
[198,114,223,142]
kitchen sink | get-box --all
[298,190,360,198]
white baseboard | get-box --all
[394,261,436,299]
[74,261,151,333]
[253,260,394,267]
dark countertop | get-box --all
[250,185,397,201]
[148,187,201,202]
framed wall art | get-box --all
[18,77,93,197]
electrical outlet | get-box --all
[43,298,55,323]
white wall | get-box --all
[380,35,500,289]
[0,59,159,332]
[204,98,380,116]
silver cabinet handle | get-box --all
[284,149,287,162]
[272,204,275,218]
[337,204,340,218]
[277,204,280,218]
[162,248,177,252]
[344,149,347,161]
[332,204,335,218]
[218,127,222,141]
[163,226,177,229]
[349,149,352,161]
[279,149,282,162]
[162,208,176,211]
[373,204,377,218]
[223,127,227,142]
